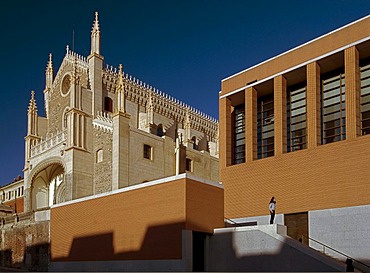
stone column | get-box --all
[219,97,232,167]
[245,87,257,162]
[306,62,321,148]
[274,75,287,156]
[345,46,361,140]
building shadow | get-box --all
[0,242,49,272]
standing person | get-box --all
[269,197,276,224]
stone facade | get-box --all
[0,214,49,271]
[0,12,219,271]
[21,11,219,213]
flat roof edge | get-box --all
[221,14,370,82]
[51,173,222,209]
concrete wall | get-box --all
[206,225,345,272]
[309,204,370,265]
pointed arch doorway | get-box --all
[30,160,66,211]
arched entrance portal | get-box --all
[30,162,66,211]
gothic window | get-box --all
[104,97,113,113]
[157,124,164,137]
[192,136,198,150]
[96,149,103,163]
[321,71,346,144]
[62,107,70,129]
[186,158,193,172]
[143,144,152,160]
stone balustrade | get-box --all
[30,130,67,158]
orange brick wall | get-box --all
[50,177,224,262]
[221,16,370,95]
[222,135,370,218]
[185,179,224,233]
[4,197,24,214]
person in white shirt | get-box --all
[269,197,276,224]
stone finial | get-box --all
[116,64,124,92]
[92,11,100,33]
[46,53,53,71]
[28,90,37,113]
[90,11,101,55]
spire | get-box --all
[90,11,101,55]
[28,91,37,113]
[116,64,126,113]
[46,53,53,71]
[45,53,53,90]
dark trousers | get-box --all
[270,210,275,224]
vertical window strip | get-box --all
[360,63,370,135]
[233,105,245,164]
[257,96,274,159]
[321,72,346,144]
[287,85,307,152]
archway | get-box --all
[30,161,65,211]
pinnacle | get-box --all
[92,11,100,33]
[116,64,124,92]
[28,90,37,113]
[46,53,53,71]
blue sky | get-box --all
[1,0,370,185]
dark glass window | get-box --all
[257,95,274,159]
[360,62,370,135]
[186,158,192,172]
[321,72,346,144]
[157,124,164,137]
[233,105,245,164]
[104,97,113,113]
[287,84,307,152]
[143,144,152,160]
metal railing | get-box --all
[224,217,243,227]
[302,235,370,272]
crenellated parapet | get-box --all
[102,64,218,140]
[92,111,113,133]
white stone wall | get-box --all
[206,225,344,272]
[309,204,370,264]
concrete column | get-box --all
[345,46,361,140]
[306,62,321,148]
[245,87,257,162]
[274,75,287,156]
[219,97,232,167]
[112,112,131,190]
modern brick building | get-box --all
[219,15,370,264]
